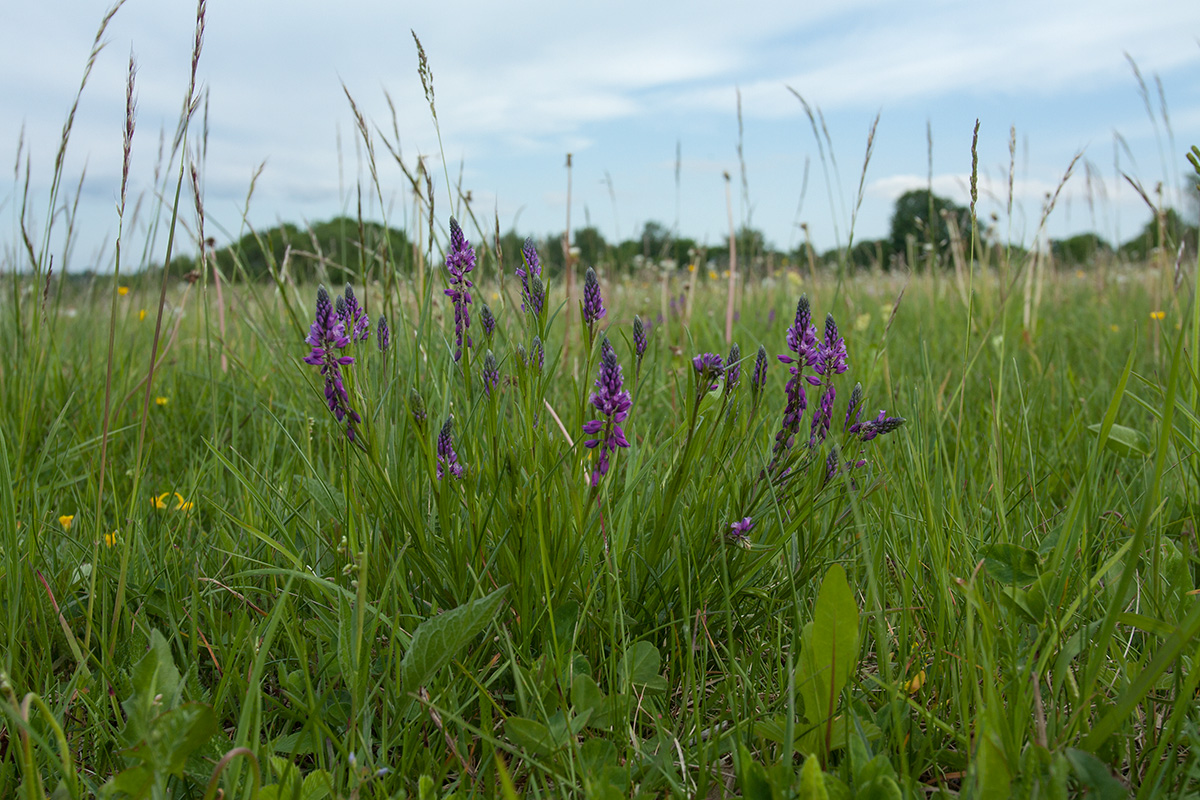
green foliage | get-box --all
[887,188,973,269]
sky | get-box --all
[2,0,1199,272]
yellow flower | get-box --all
[173,493,194,512]
[118,285,129,296]
[1150,310,1165,321]
[155,397,169,406]
[139,309,146,321]
[707,270,718,280]
[722,269,730,278]
[1075,270,1085,279]
[59,514,75,530]
[854,313,872,333]
[1110,324,1120,332]
[153,492,172,510]
[687,263,696,273]
[105,531,118,548]
[903,669,926,695]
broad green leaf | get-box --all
[981,543,1041,585]
[571,674,605,717]
[589,693,633,729]
[400,585,508,715]
[580,738,618,774]
[971,722,1010,800]
[618,640,668,694]
[857,776,902,800]
[299,769,333,800]
[505,715,561,755]
[798,754,828,800]
[737,744,773,800]
[797,564,860,737]
[1064,749,1125,800]
[1087,422,1151,457]
[152,703,218,776]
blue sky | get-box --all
[2,0,1199,271]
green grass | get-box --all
[2,257,1198,798]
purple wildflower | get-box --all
[436,417,464,480]
[583,267,606,339]
[515,237,541,312]
[633,315,648,380]
[480,303,496,343]
[728,516,754,548]
[750,344,768,407]
[341,284,370,342]
[824,448,840,484]
[482,350,500,397]
[810,314,848,445]
[853,410,906,442]
[444,217,475,361]
[768,308,777,326]
[377,313,390,352]
[692,352,724,404]
[529,275,545,318]
[303,286,360,441]
[844,382,863,432]
[724,342,741,395]
[582,337,632,488]
[771,296,819,466]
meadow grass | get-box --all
[2,4,1200,799]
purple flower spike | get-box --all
[529,275,545,318]
[482,350,500,396]
[725,343,741,394]
[436,417,464,480]
[583,267,606,336]
[844,382,863,432]
[771,295,820,468]
[813,313,848,378]
[341,284,370,342]
[480,303,496,342]
[751,345,768,402]
[582,337,632,488]
[728,516,754,548]
[516,237,541,313]
[854,410,906,442]
[692,351,724,394]
[304,285,359,441]
[633,316,647,359]
[377,313,390,352]
[824,448,840,484]
[444,217,476,361]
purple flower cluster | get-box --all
[582,337,632,487]
[444,218,475,361]
[377,313,390,352]
[692,352,724,405]
[633,315,648,360]
[515,237,543,315]
[583,267,606,338]
[725,343,741,395]
[436,417,464,480]
[851,410,906,442]
[340,284,369,342]
[771,296,820,465]
[750,344,768,407]
[480,303,496,343]
[529,336,545,374]
[728,516,754,548]
[482,350,500,397]
[303,286,361,441]
[809,314,849,445]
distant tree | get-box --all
[574,226,608,268]
[639,221,671,260]
[1049,233,1113,267]
[1120,207,1198,263]
[888,189,973,270]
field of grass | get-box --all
[3,4,1200,799]
[2,245,1199,799]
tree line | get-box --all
[159,190,1197,283]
